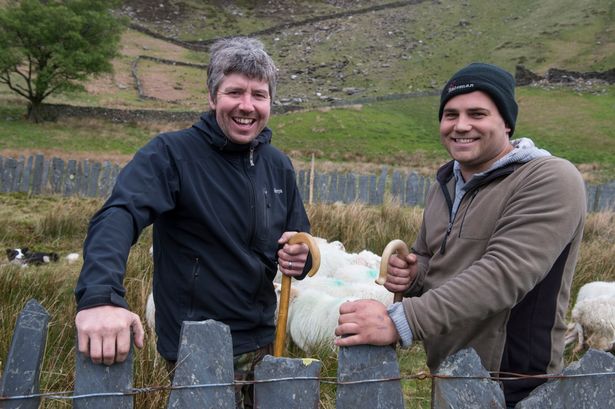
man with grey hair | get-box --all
[75,37,312,408]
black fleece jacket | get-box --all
[75,111,310,360]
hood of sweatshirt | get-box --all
[454,137,551,185]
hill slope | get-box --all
[0,0,613,178]
[103,0,615,109]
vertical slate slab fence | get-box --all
[0,155,122,199]
[0,300,405,408]
[432,348,505,409]
[0,299,49,409]
[2,300,615,408]
[0,155,614,210]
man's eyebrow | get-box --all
[220,86,269,95]
[444,107,490,112]
[220,86,244,92]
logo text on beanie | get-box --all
[448,83,475,94]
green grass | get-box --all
[0,195,613,408]
[0,104,152,155]
[516,86,615,179]
[269,98,444,166]
[2,84,614,179]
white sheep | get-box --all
[287,287,357,353]
[293,271,393,305]
[312,237,355,278]
[311,238,382,277]
[145,236,396,352]
[575,281,615,302]
[145,292,156,333]
[565,281,615,352]
[65,252,80,264]
[276,237,397,352]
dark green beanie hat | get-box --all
[438,63,518,137]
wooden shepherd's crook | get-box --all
[274,232,321,357]
[376,239,410,303]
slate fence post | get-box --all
[0,299,50,409]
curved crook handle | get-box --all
[376,239,410,303]
[274,232,321,357]
[287,232,321,277]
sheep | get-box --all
[145,236,397,353]
[286,287,358,353]
[564,281,615,352]
[293,271,393,305]
[312,237,355,278]
[145,292,156,333]
[275,237,397,352]
[311,238,381,277]
[575,281,615,302]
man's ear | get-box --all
[208,92,216,110]
[504,122,511,137]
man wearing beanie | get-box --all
[336,63,586,407]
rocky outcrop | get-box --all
[516,65,615,86]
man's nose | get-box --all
[238,93,255,111]
[454,114,472,132]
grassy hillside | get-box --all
[116,0,615,101]
[2,86,614,180]
[2,0,614,107]
[0,0,614,179]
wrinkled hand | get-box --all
[75,305,144,365]
[277,231,309,277]
[334,299,399,347]
[384,253,418,294]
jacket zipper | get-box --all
[439,187,480,255]
[246,146,257,245]
[439,220,454,255]
[458,189,480,238]
[439,181,455,255]
[263,188,270,232]
[188,257,200,317]
[437,165,516,255]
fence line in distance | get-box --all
[1,155,614,211]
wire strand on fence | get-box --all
[2,371,615,402]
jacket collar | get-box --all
[437,138,550,188]
[193,110,272,152]
[437,159,524,199]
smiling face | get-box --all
[439,90,513,181]
[208,73,271,144]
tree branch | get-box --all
[0,71,30,99]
